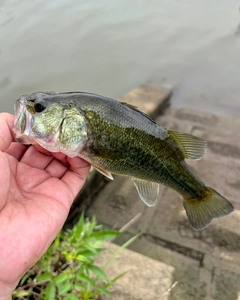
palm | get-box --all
[0,113,90,294]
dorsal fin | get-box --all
[120,102,156,124]
[168,130,207,160]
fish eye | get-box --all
[34,101,46,113]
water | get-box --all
[0,0,240,116]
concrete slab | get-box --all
[95,241,175,300]
[113,232,208,300]
[112,231,240,300]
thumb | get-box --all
[0,113,15,152]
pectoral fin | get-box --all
[94,166,114,180]
[133,179,159,206]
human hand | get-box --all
[0,113,90,299]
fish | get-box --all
[13,91,234,230]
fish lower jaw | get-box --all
[13,128,36,145]
[14,135,37,145]
[36,137,87,157]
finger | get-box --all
[20,146,54,169]
[45,159,68,178]
[0,113,14,152]
[34,145,70,166]
[34,144,52,155]
[61,157,90,199]
[67,157,90,181]
[51,152,69,166]
[5,142,29,161]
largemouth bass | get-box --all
[13,92,234,230]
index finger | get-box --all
[0,113,15,152]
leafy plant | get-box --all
[12,214,135,300]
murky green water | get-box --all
[0,0,240,116]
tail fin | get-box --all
[182,187,234,230]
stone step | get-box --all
[95,241,175,300]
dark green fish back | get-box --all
[34,92,168,140]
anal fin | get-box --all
[133,178,159,206]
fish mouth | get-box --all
[13,96,35,145]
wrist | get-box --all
[0,281,16,300]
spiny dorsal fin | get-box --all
[168,130,207,160]
[120,102,156,124]
[133,178,159,206]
